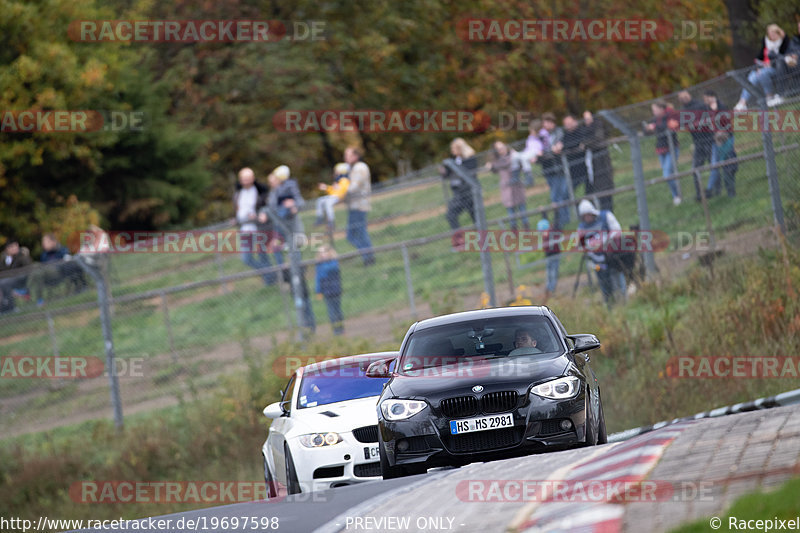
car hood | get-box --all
[288,396,381,436]
[385,353,572,399]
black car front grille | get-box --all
[440,391,518,417]
[481,391,519,413]
[313,465,344,479]
[443,426,524,453]
[440,396,479,418]
[352,425,379,443]
[353,462,382,477]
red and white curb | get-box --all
[513,423,692,533]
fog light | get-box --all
[397,439,409,452]
[560,419,573,431]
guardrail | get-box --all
[608,386,800,442]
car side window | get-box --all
[281,374,296,414]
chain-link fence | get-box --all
[1,66,798,436]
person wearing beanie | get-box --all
[537,215,561,304]
[577,199,626,307]
[315,162,351,236]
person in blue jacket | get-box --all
[315,245,344,336]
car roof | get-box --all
[414,306,551,331]
[302,351,398,374]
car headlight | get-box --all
[530,376,581,399]
[299,432,342,448]
[380,399,427,421]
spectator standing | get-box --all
[713,131,738,198]
[486,141,529,230]
[0,240,32,313]
[562,114,590,196]
[538,217,561,304]
[577,199,626,308]
[315,245,344,336]
[678,90,714,202]
[234,167,276,285]
[645,101,682,205]
[582,111,615,211]
[702,91,733,198]
[441,137,478,230]
[734,24,789,110]
[537,112,569,229]
[519,119,544,186]
[343,147,375,266]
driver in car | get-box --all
[508,328,542,356]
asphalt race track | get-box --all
[74,404,800,533]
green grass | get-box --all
[669,477,800,533]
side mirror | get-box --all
[263,402,284,419]
[366,359,393,378]
[568,334,601,354]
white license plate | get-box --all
[450,413,514,435]
[363,445,379,460]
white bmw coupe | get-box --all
[262,351,397,496]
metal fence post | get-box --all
[598,110,658,278]
[444,159,496,307]
[729,70,787,235]
[160,290,178,362]
[400,244,417,319]
[76,255,123,431]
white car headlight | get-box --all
[380,399,427,421]
[530,376,581,399]
[299,432,343,448]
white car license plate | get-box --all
[450,414,513,435]
[363,445,379,460]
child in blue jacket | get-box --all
[315,246,344,335]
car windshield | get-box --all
[400,315,563,373]
[297,360,389,409]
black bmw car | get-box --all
[366,306,606,478]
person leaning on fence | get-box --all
[577,199,626,308]
[734,24,789,110]
[562,114,590,197]
[486,141,529,230]
[260,164,303,271]
[702,90,733,198]
[315,245,344,336]
[537,112,570,229]
[0,239,32,314]
[645,100,682,206]
[441,137,478,234]
[343,146,375,266]
[537,216,561,305]
[315,162,350,235]
[712,131,738,198]
[678,90,714,203]
[27,233,87,307]
[582,111,615,212]
[234,167,277,285]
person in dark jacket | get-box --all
[776,15,800,95]
[234,166,277,285]
[28,233,87,306]
[562,114,589,196]
[678,90,714,202]
[713,131,738,198]
[0,239,32,313]
[645,101,682,205]
[582,111,615,211]
[440,137,478,231]
[315,246,343,336]
[537,217,561,304]
[702,90,733,198]
[537,112,569,229]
